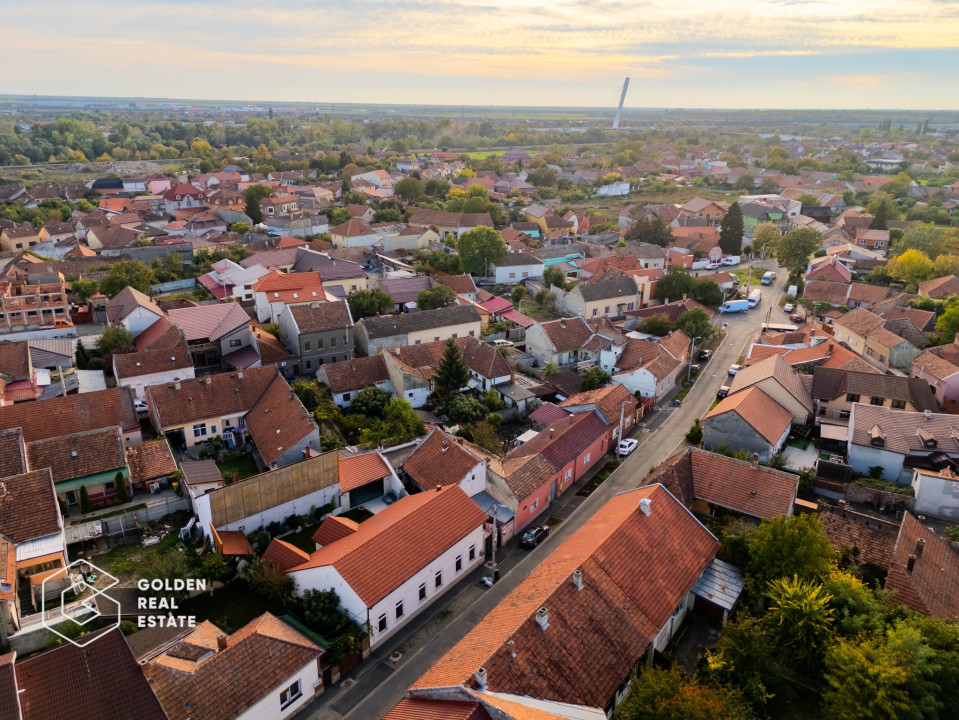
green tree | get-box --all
[542,362,559,376]
[733,173,756,191]
[705,615,781,714]
[796,193,820,207]
[719,202,744,256]
[753,222,780,259]
[511,285,526,304]
[579,366,609,391]
[75,339,90,370]
[934,254,959,278]
[446,394,487,423]
[774,228,821,276]
[765,575,835,670]
[542,265,567,290]
[655,266,695,302]
[638,313,675,336]
[347,288,394,320]
[71,277,98,302]
[458,226,507,276]
[377,397,424,444]
[692,278,725,307]
[416,284,457,310]
[433,338,470,407]
[676,307,713,340]
[747,514,836,590]
[200,552,235,583]
[96,326,135,355]
[79,485,93,513]
[624,216,673,247]
[867,191,897,230]
[615,666,751,720]
[821,569,884,638]
[300,588,362,666]
[246,558,295,605]
[113,471,130,504]
[888,248,934,284]
[99,259,157,297]
[350,386,392,417]
[243,185,274,224]
[483,389,506,412]
[685,418,703,445]
[228,221,251,234]
[936,304,959,343]
[394,177,424,202]
[863,265,893,285]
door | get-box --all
[350,480,384,508]
[549,481,556,502]
[66,490,78,506]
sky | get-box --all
[3,0,958,110]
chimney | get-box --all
[206,374,212,385]
[682,293,687,301]
[907,554,916,573]
[751,452,760,468]
[572,569,583,590]
[175,381,181,390]
[535,607,549,630]
[549,428,554,439]
[435,484,442,492]
[233,469,239,484]
[924,409,932,420]
[474,667,488,689]
[916,538,925,557]
[838,499,848,510]
[216,634,227,651]
[640,498,651,516]
[560,320,565,328]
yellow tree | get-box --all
[933,254,959,278]
[887,248,934,285]
[252,143,271,165]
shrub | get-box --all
[685,419,703,445]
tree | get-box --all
[394,176,424,202]
[934,254,959,278]
[753,222,780,259]
[416,284,457,310]
[676,308,713,340]
[228,221,251,234]
[458,226,507,276]
[347,288,394,320]
[79,485,93,513]
[511,285,526,304]
[685,419,703,445]
[96,326,134,355]
[483,389,506,412]
[655,266,695,302]
[615,666,751,720]
[863,265,893,286]
[638,313,675,336]
[774,228,821,276]
[935,304,959,343]
[300,588,362,666]
[350,387,392,417]
[246,558,295,605]
[733,173,756,190]
[75,339,90,370]
[200,552,235,583]
[243,185,274,224]
[624,216,673,247]
[113,471,130,504]
[71,277,98,302]
[867,191,897,230]
[543,362,559,376]
[822,569,884,638]
[99,259,156,297]
[692,278,725,307]
[446,394,487,423]
[579,366,609,391]
[796,193,820,207]
[765,575,835,670]
[746,514,835,590]
[434,338,470,406]
[888,248,935,285]
[378,397,424,444]
[705,615,781,714]
[719,202,744,256]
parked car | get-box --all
[783,303,795,313]
[133,399,148,413]
[717,385,731,399]
[689,363,702,375]
[617,438,638,456]
[519,525,549,549]
[790,313,804,323]
[728,364,742,376]
[698,349,713,361]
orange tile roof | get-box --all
[125,439,178,483]
[0,469,61,543]
[244,373,318,468]
[559,383,637,425]
[412,485,718,708]
[262,538,311,570]
[338,451,393,492]
[885,513,959,618]
[251,270,327,304]
[214,529,254,556]
[704,386,793,444]
[290,485,487,607]
[403,429,482,491]
[311,515,359,546]
[384,698,490,720]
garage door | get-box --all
[350,480,384,508]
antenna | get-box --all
[613,77,630,130]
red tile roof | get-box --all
[262,538,311,570]
[214,529,254,556]
[403,429,482,491]
[311,515,360,546]
[559,384,637,426]
[885,513,959,618]
[26,426,126,484]
[0,428,26,477]
[412,484,718,708]
[338,451,392,492]
[244,373,318,467]
[528,402,572,426]
[290,485,487,607]
[113,336,193,379]
[0,386,138,443]
[507,411,608,471]
[317,354,389,393]
[385,698,490,720]
[125,439,178,483]
[146,365,277,429]
[0,468,61,543]
[104,285,164,324]
[251,270,327,304]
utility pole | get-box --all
[489,504,498,584]
[617,402,625,447]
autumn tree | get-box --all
[933,254,959,278]
[935,304,959,343]
[718,201,744,255]
[458,226,507,276]
[752,222,780,259]
[887,248,935,285]
[765,575,835,671]
[615,667,751,720]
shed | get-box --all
[691,557,744,625]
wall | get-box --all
[750,379,810,424]
[514,477,553,532]
[122,307,164,338]
[911,472,959,521]
[298,328,354,373]
[911,364,959,405]
[218,324,254,358]
[383,352,431,408]
[407,321,481,348]
[847,443,907,484]
[150,278,197,294]
[273,431,322,470]
[118,366,196,401]
[493,264,543,284]
[703,414,776,462]
[235,661,321,720]
[611,368,656,398]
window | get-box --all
[304,340,311,351]
[378,614,387,633]
[305,360,311,370]
[317,338,323,348]
[891,399,906,409]
[210,426,217,435]
[870,396,884,406]
[331,336,336,347]
[819,407,826,416]
[229,339,242,347]
[846,393,860,403]
[224,419,232,428]
[565,468,572,481]
[592,308,598,317]
[530,499,539,512]
[419,583,427,601]
[192,423,207,438]
[455,555,463,572]
[343,393,351,402]
[522,272,528,278]
[839,410,851,419]
[395,600,404,619]
[279,680,302,710]
[105,481,115,490]
[469,545,476,561]
[509,272,516,279]
[583,453,591,466]
[435,571,442,589]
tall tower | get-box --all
[612,77,630,130]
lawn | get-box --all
[178,580,286,633]
[284,523,321,553]
[340,507,374,523]
[731,268,761,287]
[217,452,261,482]
[90,528,188,582]
[464,150,506,159]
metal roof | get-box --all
[691,557,744,611]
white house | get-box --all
[112,340,196,401]
[330,219,379,249]
[489,252,545,284]
[286,485,487,648]
[912,467,959,522]
[596,181,631,197]
[600,332,689,400]
[104,286,165,338]
[402,429,487,496]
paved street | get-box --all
[296,264,789,720]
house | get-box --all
[0,278,72,336]
[344,204,375,224]
[402,429,486,496]
[197,259,271,301]
[26,426,131,506]
[354,305,481,355]
[104,285,165,338]
[525,316,594,367]
[0,340,40,406]
[805,256,852,284]
[142,613,324,720]
[488,253,544,283]
[251,270,328,324]
[277,301,354,374]
[0,224,41,256]
[811,367,938,427]
[8,628,167,720]
[124,438,178,493]
[259,194,299,217]
[84,224,144,250]
[727,354,813,424]
[918,275,959,299]
[163,182,207,215]
[330,219,378,249]
[432,274,478,302]
[702,387,793,462]
[883,512,959,618]
[287,485,487,648]
[832,307,920,372]
[382,225,439,253]
[563,274,639,320]
[646,447,799,521]
[335,450,404,510]
[559,384,640,446]
[381,335,512,408]
[599,332,690,400]
[112,337,195,401]
[315,354,392,408]
[912,346,959,406]
[179,459,225,513]
[0,386,141,444]
[847,403,959,484]
[678,197,729,226]
[377,276,433,312]
[168,302,254,369]
[406,209,494,241]
[404,484,731,720]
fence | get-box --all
[151,278,197,294]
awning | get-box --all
[820,423,849,441]
[692,558,744,612]
[471,491,514,523]
[17,552,65,570]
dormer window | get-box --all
[869,424,885,447]
[917,426,937,448]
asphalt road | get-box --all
[305,263,789,720]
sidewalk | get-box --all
[294,453,619,720]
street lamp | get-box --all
[687,335,703,383]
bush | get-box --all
[487,412,502,427]
[685,419,703,445]
[79,485,94,513]
[446,394,487,423]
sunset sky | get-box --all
[4,0,958,109]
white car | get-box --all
[728,364,742,376]
[783,303,795,313]
[491,339,514,347]
[133,399,148,413]
[617,438,638,456]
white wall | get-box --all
[847,443,907,484]
[235,660,321,720]
[912,471,959,522]
[122,307,164,338]
[119,366,196,401]
[493,264,544,284]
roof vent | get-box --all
[907,554,916,573]
[572,569,583,590]
[435,484,442,492]
[925,409,932,420]
[640,498,651,516]
[171,356,176,362]
[535,607,549,631]
[442,440,448,452]
[916,538,925,557]
[474,667,488,689]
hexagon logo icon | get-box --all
[40,559,121,648]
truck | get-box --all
[719,299,750,313]
[747,290,762,308]
[761,271,776,285]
